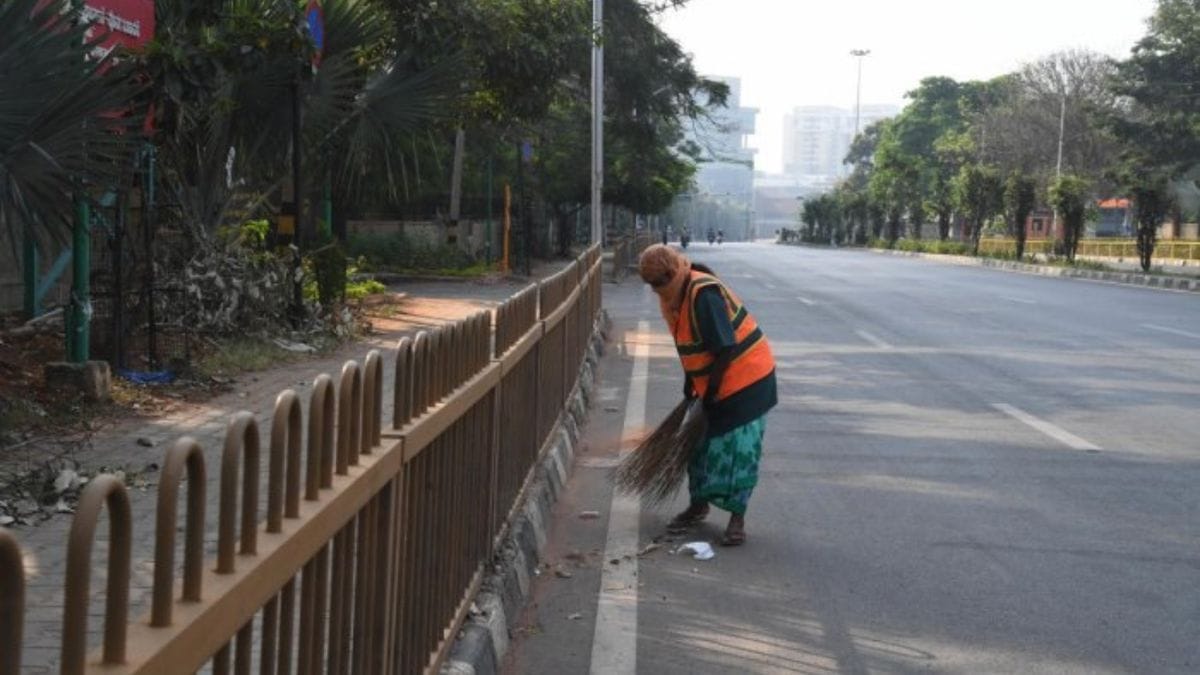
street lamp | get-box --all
[850,49,871,138]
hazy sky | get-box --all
[657,0,1159,174]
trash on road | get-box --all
[676,541,715,561]
[638,543,662,557]
[578,510,600,520]
[273,338,317,353]
[567,613,583,621]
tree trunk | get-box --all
[886,209,901,247]
[910,208,924,240]
[1137,226,1155,272]
[971,210,983,256]
[1015,225,1027,261]
[937,210,951,241]
[1064,219,1079,262]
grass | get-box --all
[194,337,311,379]
[389,261,496,277]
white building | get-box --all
[782,104,897,186]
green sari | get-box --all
[688,416,766,515]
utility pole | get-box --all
[1051,94,1066,238]
[591,0,604,247]
[851,49,871,138]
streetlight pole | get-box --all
[1051,93,1066,238]
[591,0,604,247]
[851,49,871,138]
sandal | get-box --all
[667,502,709,532]
[720,515,746,547]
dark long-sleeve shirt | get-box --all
[692,285,777,435]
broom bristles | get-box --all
[614,398,708,505]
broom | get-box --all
[614,398,708,504]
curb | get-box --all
[868,248,1200,293]
[440,310,607,675]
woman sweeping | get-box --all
[637,244,777,546]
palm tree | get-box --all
[0,0,140,250]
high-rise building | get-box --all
[782,104,897,186]
[687,76,758,239]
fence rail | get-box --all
[978,238,1200,261]
[0,245,604,675]
[609,231,657,282]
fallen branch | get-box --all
[2,308,64,338]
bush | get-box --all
[347,231,475,272]
[929,240,970,255]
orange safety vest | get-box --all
[674,270,775,402]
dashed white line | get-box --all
[1143,323,1200,341]
[763,283,777,290]
[992,403,1101,451]
[1002,296,1037,305]
[796,296,816,306]
[590,321,647,675]
[855,330,893,350]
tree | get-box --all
[1048,175,1091,262]
[953,164,1003,255]
[984,50,1120,189]
[1110,0,1200,174]
[1003,173,1037,260]
[1123,169,1173,272]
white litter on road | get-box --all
[676,542,715,561]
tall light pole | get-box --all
[591,0,604,247]
[1051,93,1066,237]
[851,49,871,138]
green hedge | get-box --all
[347,232,475,271]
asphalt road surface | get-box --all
[503,242,1200,675]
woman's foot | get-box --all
[667,501,709,532]
[720,513,746,546]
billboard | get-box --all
[79,0,154,60]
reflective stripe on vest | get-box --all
[673,271,775,402]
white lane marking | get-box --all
[1143,323,1200,341]
[1002,296,1037,305]
[590,321,647,675]
[855,330,893,350]
[992,404,1101,451]
[764,283,777,290]
[796,296,816,306]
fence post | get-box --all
[61,475,131,673]
[0,530,23,675]
[151,439,207,627]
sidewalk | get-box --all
[2,271,554,673]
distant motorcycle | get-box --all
[680,232,691,249]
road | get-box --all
[504,242,1200,674]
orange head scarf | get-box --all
[638,244,692,329]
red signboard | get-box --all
[80,0,154,59]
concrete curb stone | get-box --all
[442,313,605,675]
[869,248,1200,293]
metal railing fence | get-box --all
[978,238,1200,261]
[0,244,603,675]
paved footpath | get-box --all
[5,274,549,673]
